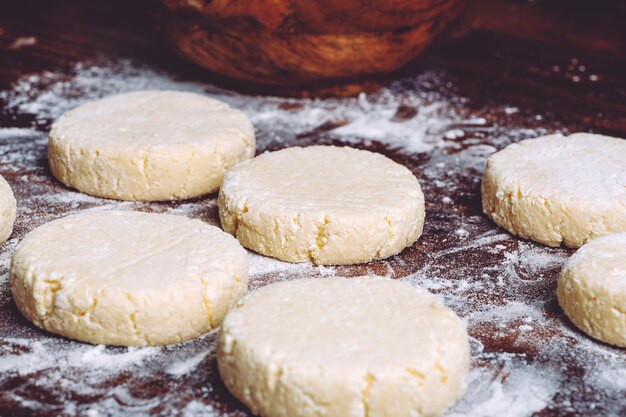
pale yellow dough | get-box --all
[48,90,255,201]
[482,133,626,248]
[557,233,626,347]
[9,210,248,346]
[0,174,16,243]
[218,277,470,417]
[218,146,425,265]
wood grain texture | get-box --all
[160,0,467,85]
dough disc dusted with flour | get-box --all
[9,210,248,346]
[0,174,16,244]
[218,277,470,417]
[482,133,626,248]
[218,146,425,265]
[48,90,255,201]
[557,233,626,347]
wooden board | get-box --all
[0,1,624,416]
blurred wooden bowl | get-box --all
[160,0,467,87]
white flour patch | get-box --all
[448,362,558,417]
[0,338,158,375]
[0,127,37,139]
[592,366,626,394]
[248,253,313,278]
[436,231,513,257]
[71,344,158,369]
[166,350,211,377]
[247,252,336,290]
[181,401,223,417]
[465,300,547,325]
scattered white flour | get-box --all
[166,350,212,377]
[436,231,513,257]
[448,362,558,417]
[592,366,626,394]
[464,300,547,325]
[0,59,524,156]
[0,57,622,417]
[248,253,312,278]
[0,127,36,139]
[73,344,158,369]
[181,401,226,417]
[0,338,157,375]
[498,243,568,285]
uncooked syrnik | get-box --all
[482,133,626,248]
[218,146,425,265]
[557,233,626,348]
[0,173,16,244]
[9,210,248,346]
[48,90,255,201]
[218,277,470,417]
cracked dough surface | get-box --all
[482,133,626,248]
[9,210,248,346]
[48,90,255,201]
[218,146,425,265]
[0,174,16,244]
[557,233,626,347]
[217,277,470,417]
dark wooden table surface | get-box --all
[0,1,625,416]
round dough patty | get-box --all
[482,133,626,248]
[48,90,255,201]
[218,277,470,417]
[218,146,425,265]
[557,233,626,347]
[9,210,248,346]
[0,174,16,244]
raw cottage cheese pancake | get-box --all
[218,277,470,417]
[557,233,626,347]
[482,133,626,248]
[48,90,255,201]
[9,210,248,346]
[0,173,16,243]
[218,146,425,265]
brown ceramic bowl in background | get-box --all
[160,0,467,88]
